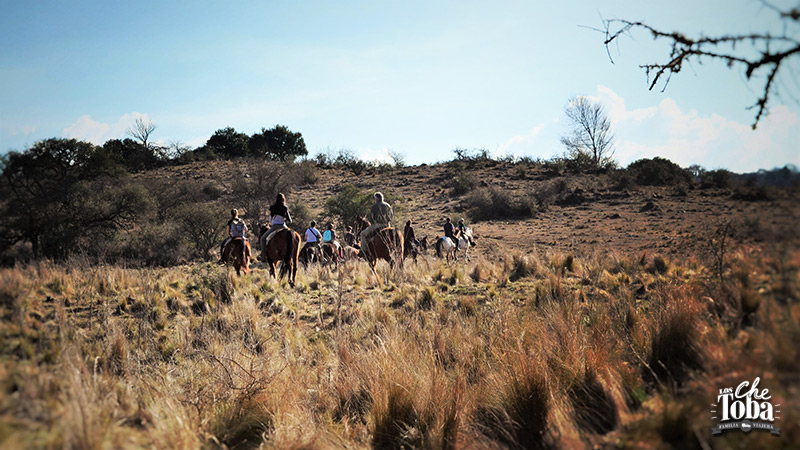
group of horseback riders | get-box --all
[219,191,470,266]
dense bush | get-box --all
[464,186,536,221]
[449,172,479,197]
[732,177,774,201]
[626,157,692,186]
[173,203,227,260]
[0,139,152,260]
[699,169,733,189]
[122,222,188,266]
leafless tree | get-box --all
[127,117,157,149]
[602,2,800,128]
[560,96,615,168]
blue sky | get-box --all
[1,0,797,172]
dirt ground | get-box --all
[294,162,800,261]
[144,159,800,261]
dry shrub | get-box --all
[508,254,538,282]
[372,384,421,449]
[647,300,704,387]
[567,366,618,435]
[476,368,551,450]
[648,255,669,275]
[464,186,536,221]
[208,391,274,449]
[418,286,438,310]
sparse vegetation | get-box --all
[0,244,796,448]
[1,135,798,448]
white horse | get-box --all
[435,228,475,262]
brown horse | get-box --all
[354,216,404,272]
[260,228,301,287]
[222,238,251,276]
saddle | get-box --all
[224,237,250,261]
[263,224,288,247]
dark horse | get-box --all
[299,244,322,268]
[403,236,428,262]
[222,238,251,276]
[354,216,404,272]
[320,243,339,268]
[260,228,301,287]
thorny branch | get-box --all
[602,4,800,129]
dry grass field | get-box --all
[1,160,798,449]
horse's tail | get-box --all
[435,238,442,258]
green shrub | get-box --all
[449,172,479,197]
[700,169,733,189]
[627,157,692,186]
[464,187,535,221]
[172,203,227,260]
[732,177,774,201]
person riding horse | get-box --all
[443,217,459,242]
[220,208,249,263]
[303,221,322,250]
[343,225,358,249]
[403,219,422,260]
[322,222,343,259]
[259,193,292,258]
[359,192,393,247]
[457,218,474,246]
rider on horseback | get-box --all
[322,222,343,259]
[260,193,292,255]
[359,192,393,247]
[343,225,358,249]
[303,220,322,251]
[220,208,249,263]
[457,218,474,246]
[443,217,459,242]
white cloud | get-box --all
[356,147,394,164]
[590,85,799,172]
[496,123,546,157]
[63,112,153,145]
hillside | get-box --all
[1,157,798,449]
[139,158,800,260]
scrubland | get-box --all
[1,244,797,449]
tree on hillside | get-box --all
[102,138,161,171]
[127,117,158,150]
[173,203,227,260]
[205,127,249,159]
[229,160,302,230]
[602,4,800,128]
[0,138,148,259]
[249,125,308,162]
[560,96,615,169]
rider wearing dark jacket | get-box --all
[269,202,292,224]
[260,194,292,253]
[443,217,458,241]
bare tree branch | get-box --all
[602,5,800,129]
[126,117,157,149]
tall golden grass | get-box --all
[0,246,797,449]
